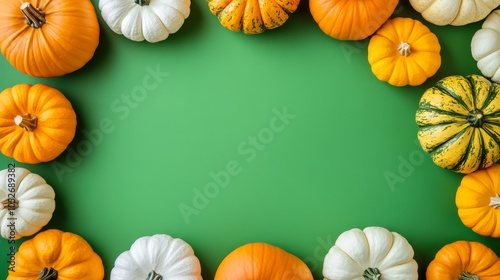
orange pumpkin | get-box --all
[426,240,500,280]
[214,242,313,280]
[7,229,104,280]
[0,0,100,78]
[309,0,399,40]
[0,84,77,164]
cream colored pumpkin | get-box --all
[0,167,55,240]
[110,234,202,280]
[472,10,500,83]
[323,226,418,280]
[99,0,190,43]
[409,0,500,26]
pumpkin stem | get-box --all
[459,271,480,280]
[0,198,19,210]
[14,113,38,131]
[467,108,484,127]
[135,0,150,5]
[38,267,57,280]
[146,270,163,280]
[21,2,46,29]
[490,194,500,209]
[362,267,381,280]
[398,41,411,57]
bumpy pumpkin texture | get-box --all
[415,74,500,174]
[471,10,500,83]
[207,0,300,34]
[0,84,77,164]
[7,229,104,280]
[0,167,55,240]
[456,164,500,237]
[0,0,100,77]
[110,234,202,280]
[323,226,418,280]
[368,17,441,86]
[410,0,500,26]
[309,0,399,40]
[426,240,500,279]
[214,242,313,280]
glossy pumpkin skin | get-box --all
[427,241,500,280]
[0,0,100,77]
[368,17,441,86]
[0,84,77,164]
[309,0,399,40]
[456,164,500,237]
[207,0,300,34]
[415,75,500,174]
[7,229,104,280]
[214,242,313,280]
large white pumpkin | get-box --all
[0,167,55,240]
[471,10,500,83]
[323,226,418,280]
[409,0,500,26]
[110,234,202,280]
[99,0,191,43]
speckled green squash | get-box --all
[415,74,500,174]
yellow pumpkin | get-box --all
[0,84,77,164]
[368,17,441,86]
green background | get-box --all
[1,0,499,279]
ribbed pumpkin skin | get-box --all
[0,0,100,78]
[214,242,313,280]
[309,0,399,41]
[7,229,105,280]
[456,164,500,237]
[368,17,441,86]
[426,241,500,280]
[207,0,300,34]
[415,75,500,174]
[0,84,77,164]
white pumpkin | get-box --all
[0,167,55,240]
[323,226,418,280]
[409,0,500,26]
[110,234,202,280]
[472,10,500,83]
[99,0,191,43]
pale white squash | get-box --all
[472,10,500,83]
[110,234,202,280]
[409,0,500,26]
[99,0,190,43]
[323,226,418,280]
[0,167,55,240]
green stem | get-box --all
[467,108,484,127]
[459,271,479,280]
[146,270,163,280]
[362,267,381,280]
[38,267,57,280]
[135,0,150,5]
[21,2,46,28]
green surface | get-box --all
[1,0,499,279]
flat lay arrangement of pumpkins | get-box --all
[2,0,500,278]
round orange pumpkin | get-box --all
[214,242,313,280]
[7,229,104,280]
[0,0,100,78]
[309,0,399,41]
[0,84,77,164]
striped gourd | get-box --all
[415,74,500,174]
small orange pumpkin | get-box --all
[456,164,500,237]
[426,240,500,280]
[7,229,104,280]
[309,0,399,40]
[0,0,100,77]
[0,84,77,164]
[368,17,441,86]
[214,242,313,280]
